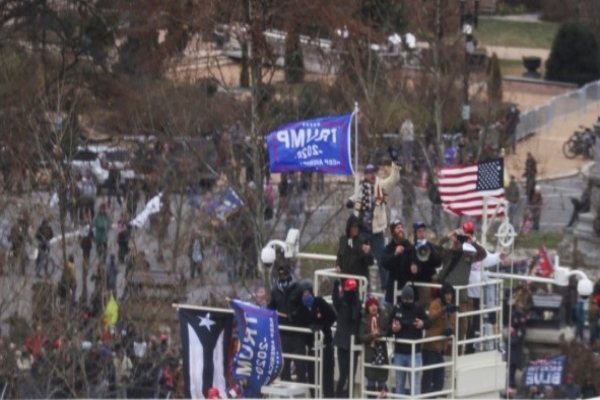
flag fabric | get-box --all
[522,355,566,387]
[266,114,354,175]
[536,246,554,278]
[131,193,162,227]
[230,300,283,398]
[438,158,505,218]
[179,308,234,399]
[204,187,244,222]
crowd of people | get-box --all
[267,211,505,397]
[0,321,185,399]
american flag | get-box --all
[437,158,505,218]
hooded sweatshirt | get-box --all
[336,214,374,280]
[388,286,431,354]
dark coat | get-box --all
[508,311,526,366]
[290,296,337,344]
[388,302,431,354]
[332,285,362,350]
[381,237,415,303]
[437,239,486,302]
[267,281,297,325]
[412,241,442,284]
[336,215,374,280]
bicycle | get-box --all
[563,125,596,159]
[34,245,58,278]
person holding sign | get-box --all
[352,148,402,292]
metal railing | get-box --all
[353,334,456,399]
[273,324,325,398]
[515,79,600,141]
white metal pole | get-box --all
[481,197,489,247]
[354,101,360,198]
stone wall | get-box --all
[502,76,578,96]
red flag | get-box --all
[437,158,505,218]
[537,247,553,278]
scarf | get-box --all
[359,180,387,214]
[368,314,379,346]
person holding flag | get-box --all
[352,148,402,292]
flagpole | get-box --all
[482,197,489,247]
[353,101,359,198]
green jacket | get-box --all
[94,213,112,244]
[437,238,486,301]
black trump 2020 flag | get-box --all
[179,308,234,399]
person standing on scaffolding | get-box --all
[351,148,401,293]
[332,278,362,398]
[388,286,431,396]
[438,227,487,352]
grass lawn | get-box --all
[477,18,559,49]
[487,231,563,249]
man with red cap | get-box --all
[438,225,487,351]
[332,278,362,398]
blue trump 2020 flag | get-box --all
[267,113,354,175]
[230,300,283,398]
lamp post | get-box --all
[460,0,474,132]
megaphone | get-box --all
[416,241,431,262]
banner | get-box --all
[230,300,283,398]
[266,114,354,175]
[204,187,244,221]
[522,355,567,387]
[131,193,162,227]
[178,308,234,399]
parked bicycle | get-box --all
[34,245,58,278]
[562,125,596,159]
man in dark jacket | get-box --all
[267,265,297,381]
[412,221,442,308]
[332,278,362,398]
[381,220,415,305]
[388,286,431,396]
[438,228,487,350]
[335,215,373,282]
[289,280,337,398]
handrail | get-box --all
[314,268,370,301]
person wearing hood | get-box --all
[388,286,431,396]
[267,264,298,382]
[381,220,416,305]
[359,296,389,398]
[422,283,457,395]
[332,278,362,398]
[289,280,337,398]
[335,214,373,282]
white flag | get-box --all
[131,193,162,228]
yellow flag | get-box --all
[104,294,119,327]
